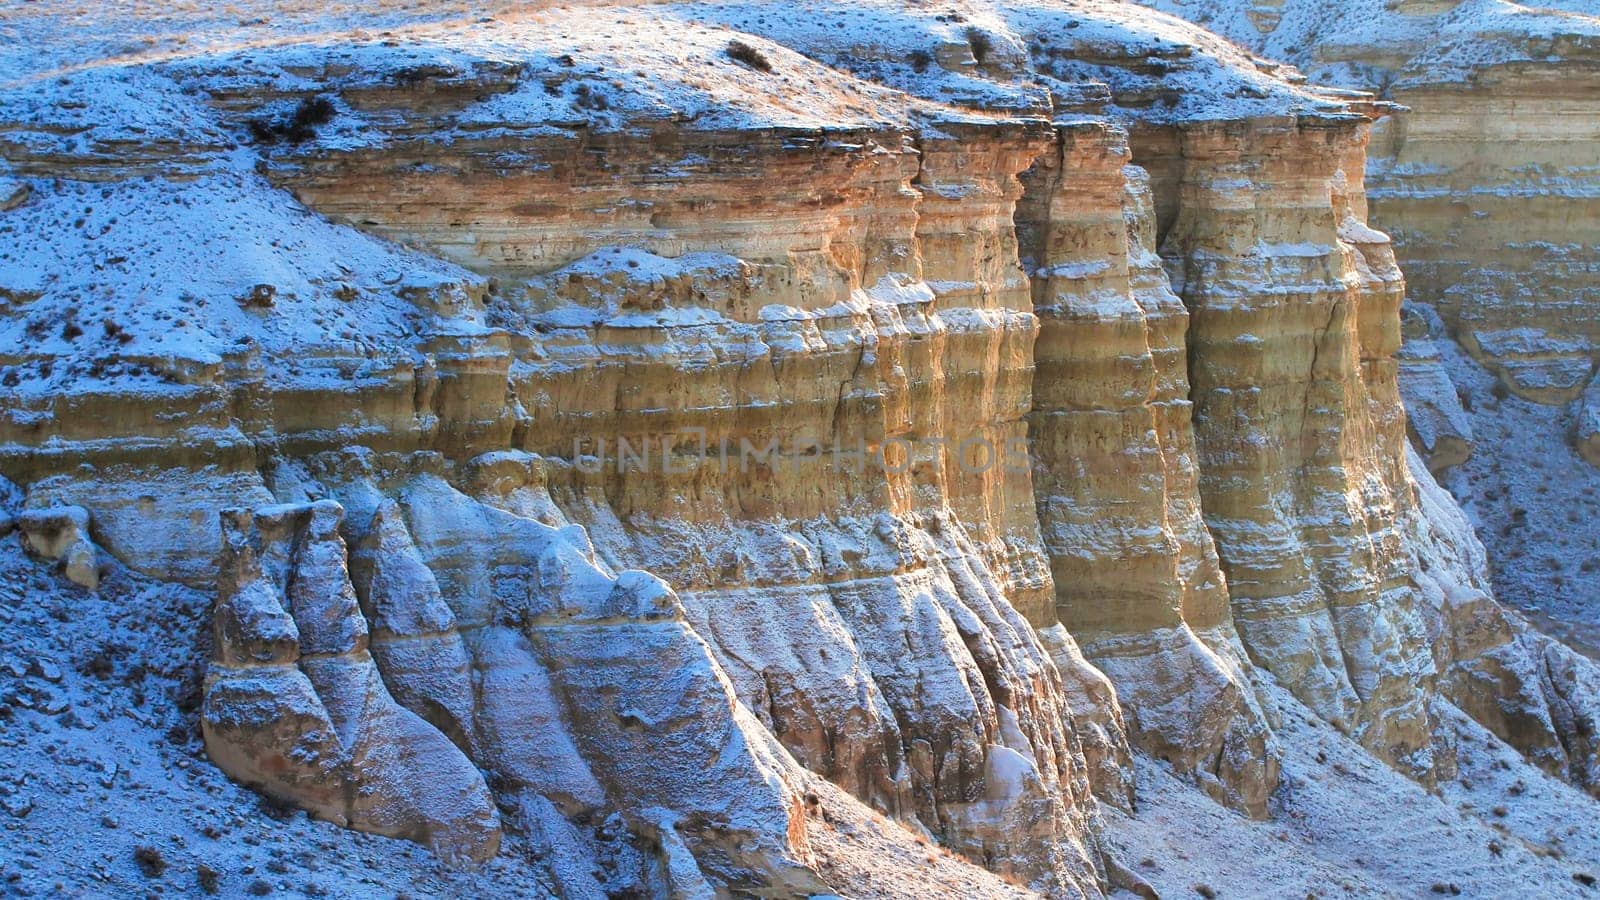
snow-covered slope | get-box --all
[3,2,1600,897]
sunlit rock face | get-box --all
[1017,119,1276,815]
[1360,99,1594,432]
[201,500,504,869]
[1137,0,1600,799]
[1131,99,1600,799]
[5,1,1600,895]
[1129,114,1440,778]
[1139,0,1600,423]
[1367,46,1600,406]
[349,110,1107,892]
[0,10,1121,895]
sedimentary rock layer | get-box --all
[1140,0,1600,410]
[1139,0,1600,795]
[1130,114,1439,776]
[1369,67,1600,405]
[3,2,1600,895]
[1017,119,1275,814]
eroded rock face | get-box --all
[5,1,1600,895]
[15,504,99,590]
[206,474,835,895]
[364,109,1110,893]
[365,465,829,895]
[201,501,503,868]
[1398,307,1475,473]
[1139,0,1600,797]
[1018,120,1276,815]
[1139,0,1600,413]
[1133,116,1440,778]
[1369,52,1600,406]
[1408,444,1600,798]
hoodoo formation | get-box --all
[2,1,1599,897]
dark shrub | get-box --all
[291,96,335,128]
[134,846,167,878]
[246,118,277,143]
[727,40,773,73]
[245,95,336,145]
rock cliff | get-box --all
[1141,0,1600,663]
[3,1,1600,896]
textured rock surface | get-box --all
[1134,115,1442,778]
[1405,444,1600,798]
[1367,16,1600,407]
[1141,0,1600,404]
[1017,120,1276,815]
[3,0,1600,896]
[1140,0,1600,656]
[201,501,503,867]
[1397,307,1475,473]
[15,505,100,590]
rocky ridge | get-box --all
[2,1,1599,896]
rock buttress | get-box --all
[1018,119,1277,815]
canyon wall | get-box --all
[3,1,1600,896]
[1142,0,1600,646]
[1017,119,1278,814]
[1144,0,1600,407]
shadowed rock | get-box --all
[201,502,502,867]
